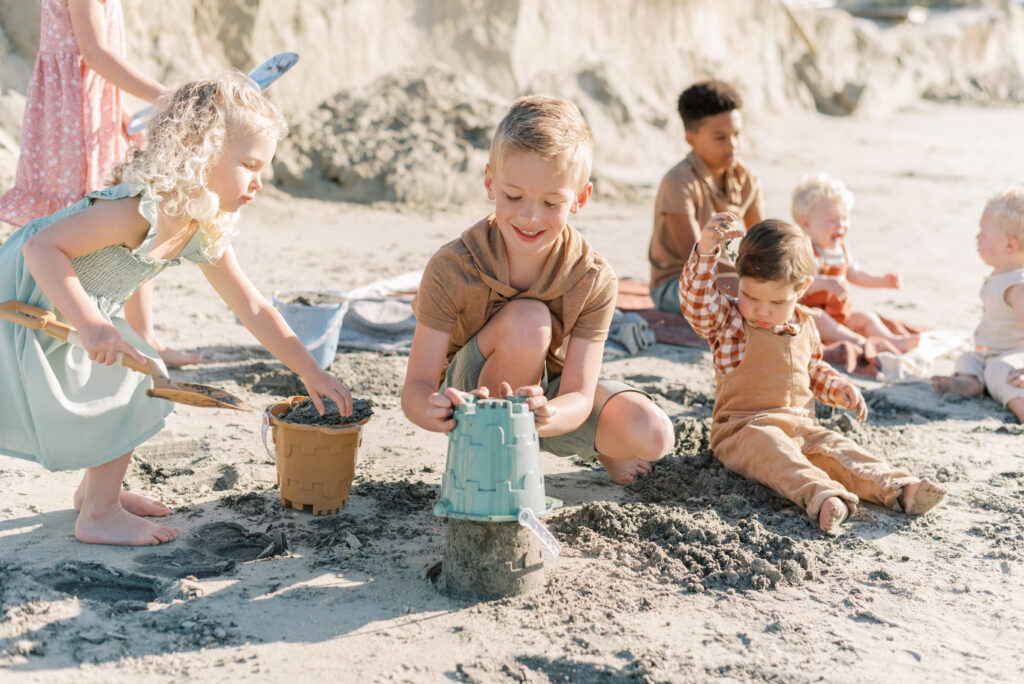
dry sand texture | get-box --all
[2,2,1024,682]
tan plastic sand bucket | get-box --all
[263,396,370,515]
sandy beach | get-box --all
[2,1,1024,682]
[1,100,1022,682]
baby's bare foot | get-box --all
[930,374,984,397]
[818,496,849,534]
[900,478,946,515]
[75,507,178,546]
[595,453,653,486]
[74,487,171,517]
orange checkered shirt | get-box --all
[679,246,854,409]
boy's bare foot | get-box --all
[818,496,849,534]
[900,478,946,515]
[74,485,171,517]
[822,341,861,374]
[595,453,653,485]
[930,374,984,397]
[156,346,204,368]
[75,507,178,546]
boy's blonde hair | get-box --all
[791,172,854,223]
[488,95,593,193]
[984,186,1024,245]
[111,73,287,260]
[736,219,815,289]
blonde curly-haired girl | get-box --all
[0,73,353,547]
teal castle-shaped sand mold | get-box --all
[433,396,561,522]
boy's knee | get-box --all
[489,299,552,351]
[601,392,674,461]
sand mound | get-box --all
[273,67,504,208]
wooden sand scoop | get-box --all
[0,300,252,411]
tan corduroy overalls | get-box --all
[709,312,913,520]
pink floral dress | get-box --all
[0,0,126,226]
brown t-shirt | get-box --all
[413,215,618,384]
[648,151,763,288]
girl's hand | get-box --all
[301,369,353,416]
[77,321,147,367]
[1008,368,1024,388]
[499,382,556,429]
[837,383,868,422]
[697,212,745,255]
[425,386,490,433]
[882,273,901,289]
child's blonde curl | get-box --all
[110,72,287,260]
[984,186,1024,245]
[791,172,854,224]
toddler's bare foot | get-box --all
[75,507,178,546]
[595,453,653,486]
[822,341,861,374]
[156,346,204,368]
[74,484,171,517]
[930,374,984,397]
[900,478,946,515]
[818,496,849,534]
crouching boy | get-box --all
[402,95,674,484]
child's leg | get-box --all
[124,281,203,368]
[475,299,550,394]
[714,417,858,530]
[845,310,919,352]
[814,311,867,347]
[982,351,1024,424]
[803,427,945,515]
[74,452,178,546]
[593,390,673,485]
[73,471,170,517]
[932,350,985,397]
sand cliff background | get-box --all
[1,2,1024,682]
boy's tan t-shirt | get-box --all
[413,215,618,385]
[648,151,763,288]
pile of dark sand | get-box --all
[277,397,374,427]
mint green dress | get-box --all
[0,182,213,471]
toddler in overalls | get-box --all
[680,214,945,532]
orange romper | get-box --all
[800,242,853,325]
[709,310,913,520]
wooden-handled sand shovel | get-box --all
[0,301,252,411]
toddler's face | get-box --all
[685,110,743,175]
[976,209,1010,267]
[802,199,848,251]
[737,276,808,329]
[206,129,278,214]
[485,152,590,261]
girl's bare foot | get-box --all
[818,496,849,534]
[156,346,204,368]
[75,506,178,546]
[74,485,171,517]
[890,334,920,353]
[595,453,653,485]
[931,374,984,397]
[900,478,946,515]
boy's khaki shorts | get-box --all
[954,349,1024,407]
[440,335,644,459]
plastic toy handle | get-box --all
[261,412,276,460]
[518,508,561,561]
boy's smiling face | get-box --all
[485,152,591,260]
[686,109,743,177]
[802,199,849,251]
[737,276,810,329]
